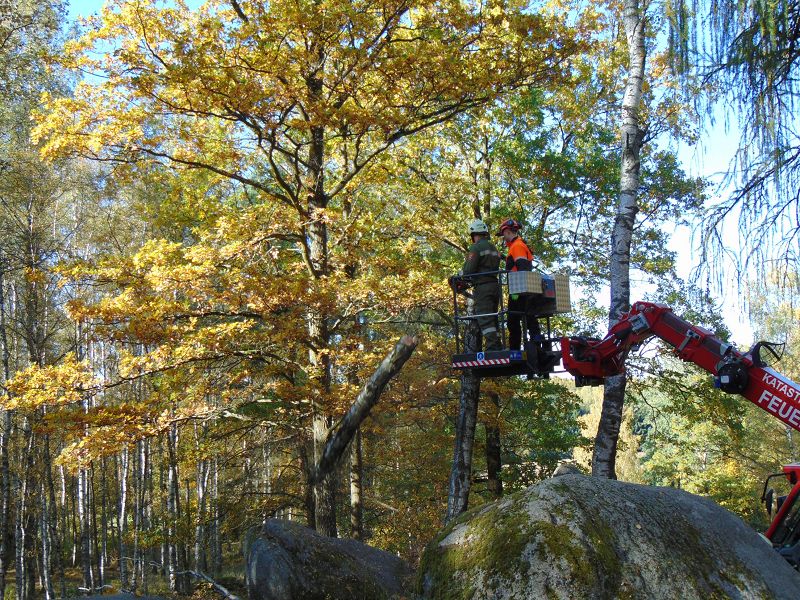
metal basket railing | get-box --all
[450,269,551,354]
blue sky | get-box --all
[68,0,111,21]
[68,0,204,21]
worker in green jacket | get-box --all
[461,219,502,352]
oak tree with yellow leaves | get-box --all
[31,0,583,537]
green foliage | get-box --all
[666,0,800,275]
[574,384,644,482]
[631,276,799,529]
[492,379,588,492]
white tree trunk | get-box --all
[349,429,364,541]
[166,425,190,593]
[0,248,12,600]
[118,445,130,589]
[78,466,93,590]
[38,485,53,600]
[313,336,418,484]
[593,0,646,478]
[211,457,222,575]
[194,423,209,572]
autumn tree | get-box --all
[0,1,87,596]
[0,0,732,593]
[553,0,709,478]
[379,28,703,506]
[590,0,648,478]
[31,0,583,537]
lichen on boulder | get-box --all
[246,518,413,600]
[417,474,800,599]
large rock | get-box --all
[418,474,800,599]
[246,518,413,600]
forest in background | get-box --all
[1,0,799,596]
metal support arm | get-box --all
[561,301,800,433]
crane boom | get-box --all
[561,301,800,432]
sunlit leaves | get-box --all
[6,354,98,411]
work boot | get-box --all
[485,333,502,352]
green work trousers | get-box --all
[473,281,501,351]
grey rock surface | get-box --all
[418,474,800,599]
[247,518,413,600]
[552,461,583,477]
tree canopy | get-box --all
[0,0,790,595]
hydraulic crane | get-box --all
[559,300,800,566]
[450,266,800,563]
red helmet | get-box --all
[496,218,522,236]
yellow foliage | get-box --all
[6,354,99,412]
[573,386,644,482]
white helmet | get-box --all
[468,219,489,235]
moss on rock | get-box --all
[418,475,800,600]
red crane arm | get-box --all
[561,301,800,432]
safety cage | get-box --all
[449,269,570,378]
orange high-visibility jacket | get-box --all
[505,236,533,272]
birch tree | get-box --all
[677,0,800,277]
[0,2,65,594]
[592,0,647,478]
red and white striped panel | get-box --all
[452,358,511,368]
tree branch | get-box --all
[180,569,241,600]
[230,0,249,23]
[311,335,418,484]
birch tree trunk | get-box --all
[78,466,93,590]
[45,440,65,598]
[485,392,503,498]
[313,336,418,484]
[69,470,77,567]
[99,457,108,587]
[0,407,9,600]
[134,437,151,593]
[446,298,481,522]
[118,445,130,589]
[194,434,209,572]
[210,457,222,576]
[166,424,190,593]
[592,0,646,478]
[14,485,24,600]
[160,439,171,587]
[479,160,503,499]
[75,324,94,589]
[40,425,64,600]
[349,429,364,541]
[40,482,55,600]
[16,417,36,600]
[59,467,70,569]
[0,248,12,600]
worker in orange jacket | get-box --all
[497,218,541,350]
